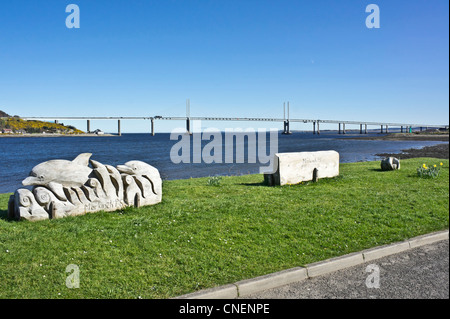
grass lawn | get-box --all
[0,157,448,299]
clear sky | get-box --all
[0,0,448,133]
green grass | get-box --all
[0,158,448,299]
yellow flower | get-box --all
[434,164,437,168]
[422,164,426,168]
[440,162,444,166]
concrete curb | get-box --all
[235,267,308,297]
[305,252,363,278]
[361,241,411,263]
[173,284,238,299]
[176,229,449,299]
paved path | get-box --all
[244,240,449,299]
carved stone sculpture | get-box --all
[380,157,400,171]
[8,153,162,221]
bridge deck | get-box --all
[12,116,447,128]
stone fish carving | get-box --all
[8,153,162,221]
[22,153,93,200]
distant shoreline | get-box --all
[0,133,116,138]
[342,132,449,142]
[375,143,449,160]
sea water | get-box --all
[0,132,445,193]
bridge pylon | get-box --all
[282,102,292,134]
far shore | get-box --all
[376,143,449,160]
[0,133,116,138]
[342,132,449,142]
[347,131,449,159]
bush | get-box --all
[417,162,444,178]
[206,175,222,186]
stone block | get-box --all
[264,151,339,186]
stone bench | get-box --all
[264,150,340,186]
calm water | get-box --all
[0,132,446,193]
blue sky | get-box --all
[0,0,448,133]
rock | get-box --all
[264,150,340,186]
[8,154,162,221]
[381,157,400,171]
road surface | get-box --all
[244,240,449,299]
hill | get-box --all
[0,111,84,134]
[0,110,11,117]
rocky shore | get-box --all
[376,143,449,160]
[347,131,449,160]
[346,132,449,142]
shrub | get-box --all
[417,162,443,178]
[206,175,223,186]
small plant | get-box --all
[206,175,223,186]
[417,162,443,178]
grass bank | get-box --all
[0,158,448,299]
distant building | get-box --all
[1,129,13,134]
[94,129,105,135]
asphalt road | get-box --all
[244,240,449,299]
